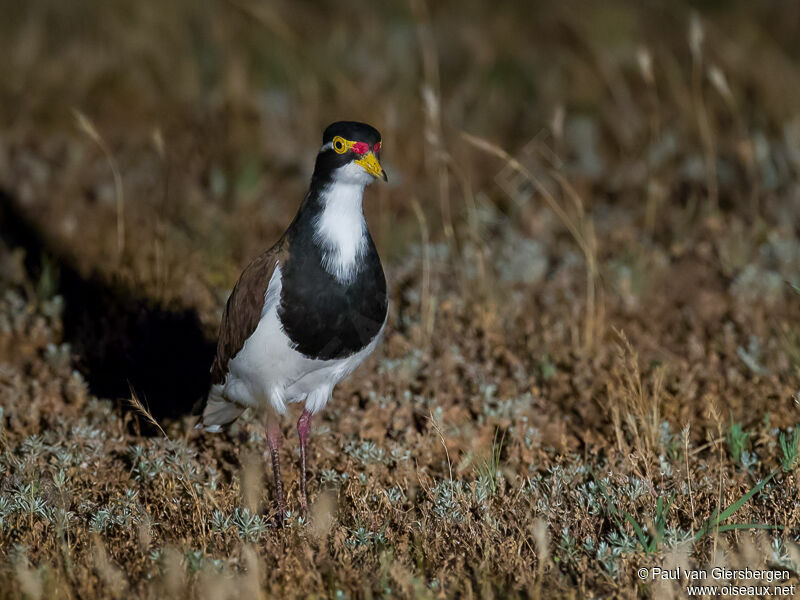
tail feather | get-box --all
[195,384,245,432]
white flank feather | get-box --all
[204,264,385,419]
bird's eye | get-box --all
[332,136,347,154]
[373,142,381,153]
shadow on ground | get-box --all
[0,187,215,424]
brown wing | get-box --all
[209,241,287,386]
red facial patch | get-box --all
[351,141,369,155]
[373,142,381,153]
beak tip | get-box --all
[382,171,388,182]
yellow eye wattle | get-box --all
[333,136,347,154]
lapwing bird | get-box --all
[197,121,389,519]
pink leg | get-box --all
[297,409,312,513]
[267,421,287,523]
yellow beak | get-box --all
[355,152,388,181]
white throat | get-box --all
[313,178,368,284]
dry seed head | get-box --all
[637,47,654,85]
[310,489,337,540]
[73,109,102,145]
[788,541,800,569]
[703,393,720,430]
[550,105,565,143]
[689,13,704,60]
[240,451,263,513]
[240,545,266,600]
[739,532,761,568]
[14,562,42,600]
[137,519,152,551]
[532,519,550,565]
[152,128,165,159]
[160,547,186,596]
[198,569,238,600]
[708,65,733,104]
[93,538,128,598]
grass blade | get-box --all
[624,513,650,551]
[694,470,777,542]
[714,523,784,534]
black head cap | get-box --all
[322,121,381,145]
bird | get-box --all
[196,121,389,520]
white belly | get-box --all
[221,267,385,415]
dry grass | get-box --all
[1,0,800,598]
